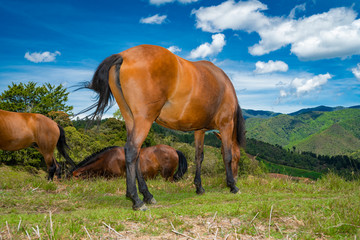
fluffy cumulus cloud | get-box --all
[150,0,198,5]
[192,0,269,33]
[254,60,288,74]
[351,63,360,81]
[24,51,61,63]
[193,0,360,60]
[140,14,167,24]
[168,46,182,53]
[280,73,332,97]
[189,33,226,59]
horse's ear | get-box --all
[213,132,222,141]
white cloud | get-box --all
[189,33,226,59]
[24,51,61,63]
[289,3,306,19]
[168,46,182,53]
[140,14,167,24]
[254,60,288,74]
[150,0,198,5]
[192,0,268,33]
[352,63,360,81]
[280,73,332,97]
[193,1,360,60]
[279,89,288,97]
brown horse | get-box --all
[83,44,246,210]
[0,109,75,180]
[71,144,188,181]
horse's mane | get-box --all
[70,146,119,172]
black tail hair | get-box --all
[57,125,76,167]
[77,54,123,119]
[235,104,246,149]
[173,150,188,181]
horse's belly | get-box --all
[0,134,34,151]
[156,102,214,131]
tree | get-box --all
[0,81,73,116]
[113,109,124,121]
[48,111,73,127]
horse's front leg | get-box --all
[194,130,205,194]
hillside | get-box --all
[246,108,360,156]
[296,124,360,156]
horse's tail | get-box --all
[235,104,246,149]
[57,125,76,167]
[78,54,123,119]
[173,150,188,182]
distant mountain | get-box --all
[288,105,345,116]
[242,109,281,119]
[243,105,359,119]
[349,105,360,109]
[245,108,360,157]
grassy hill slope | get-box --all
[295,124,360,156]
[246,108,360,156]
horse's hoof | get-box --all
[133,203,148,211]
[230,186,240,194]
[145,198,157,205]
[196,187,205,195]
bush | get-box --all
[0,148,44,169]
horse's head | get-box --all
[72,169,83,179]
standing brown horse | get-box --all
[71,144,187,181]
[83,44,246,210]
[0,109,75,180]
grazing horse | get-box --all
[83,44,246,210]
[71,144,188,181]
[0,109,75,180]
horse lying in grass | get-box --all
[82,44,246,210]
[71,144,188,181]
[0,109,75,180]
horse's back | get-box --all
[151,145,179,179]
[106,147,126,176]
[0,110,58,150]
[117,45,238,131]
[139,146,162,179]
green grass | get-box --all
[0,166,359,239]
[261,159,323,179]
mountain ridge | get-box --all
[243,105,360,119]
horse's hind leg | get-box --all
[219,126,239,193]
[36,145,58,180]
[48,161,56,180]
[194,130,205,194]
[45,155,60,180]
[125,118,156,210]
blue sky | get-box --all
[1,0,360,116]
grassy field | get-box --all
[0,166,359,239]
[260,159,323,180]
